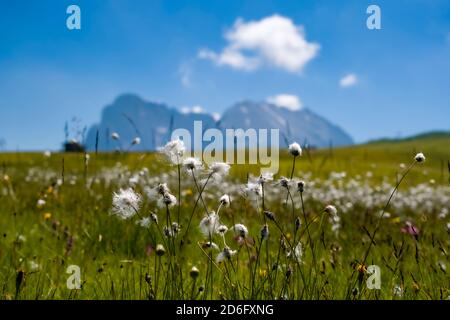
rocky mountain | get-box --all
[218,101,353,148]
[85,94,353,151]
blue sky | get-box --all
[0,0,449,150]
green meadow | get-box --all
[0,133,449,300]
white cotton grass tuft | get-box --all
[202,241,220,251]
[277,176,290,189]
[43,150,51,158]
[136,216,152,228]
[111,188,141,220]
[217,225,229,235]
[199,212,220,237]
[232,224,249,238]
[288,142,302,157]
[244,180,263,198]
[324,205,338,216]
[132,137,141,145]
[287,242,303,263]
[36,199,46,209]
[219,194,230,207]
[209,162,230,177]
[258,172,274,184]
[145,183,170,201]
[157,192,177,208]
[414,152,425,163]
[183,157,203,171]
[160,138,185,165]
[111,132,120,140]
[216,247,237,263]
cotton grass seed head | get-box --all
[209,162,230,177]
[150,213,158,225]
[202,241,220,251]
[155,244,166,256]
[297,180,305,193]
[219,194,230,206]
[132,137,141,145]
[160,138,185,165]
[260,224,269,240]
[216,247,237,263]
[278,176,290,189]
[111,132,120,140]
[264,210,275,221]
[233,224,249,238]
[324,205,338,216]
[183,157,203,171]
[258,172,274,184]
[414,152,425,163]
[111,188,141,220]
[289,142,302,157]
[157,192,177,208]
[199,212,220,237]
[190,266,200,279]
[136,217,151,228]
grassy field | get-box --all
[0,133,449,300]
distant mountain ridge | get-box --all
[85,94,353,151]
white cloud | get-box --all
[212,112,221,121]
[339,73,358,87]
[267,94,303,111]
[198,15,320,73]
[180,105,205,114]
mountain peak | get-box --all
[86,94,353,150]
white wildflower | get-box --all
[287,242,303,263]
[132,137,141,145]
[136,216,152,228]
[157,192,177,208]
[217,225,228,235]
[219,194,230,207]
[288,142,302,157]
[324,205,338,216]
[393,285,403,297]
[160,138,185,165]
[232,224,249,238]
[111,132,120,140]
[36,199,46,209]
[258,172,274,184]
[216,247,237,263]
[209,162,230,177]
[111,188,141,219]
[183,157,203,171]
[199,212,220,237]
[414,152,425,163]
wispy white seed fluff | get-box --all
[132,137,141,145]
[258,172,274,184]
[111,188,141,220]
[216,247,237,263]
[160,138,186,165]
[209,162,230,176]
[111,132,120,140]
[233,224,249,238]
[219,194,230,206]
[199,212,220,237]
[289,142,302,157]
[136,216,152,228]
[183,157,203,171]
[157,192,177,208]
[324,205,338,216]
[414,152,425,163]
